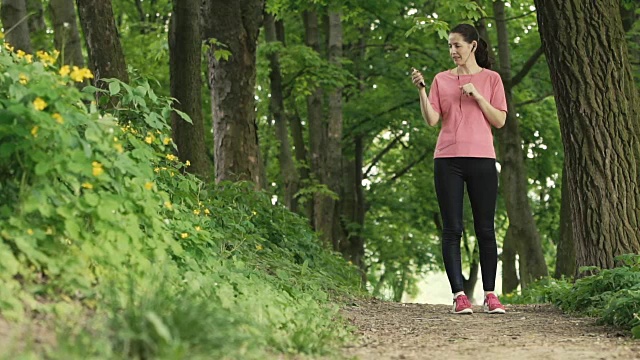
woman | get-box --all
[411,24,507,314]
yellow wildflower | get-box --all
[27,229,34,235]
[164,201,173,210]
[52,113,64,124]
[181,233,189,239]
[0,32,4,39]
[144,134,155,144]
[16,50,25,58]
[162,137,171,145]
[185,160,191,167]
[59,65,70,77]
[204,208,211,215]
[113,137,119,142]
[256,244,263,251]
[4,43,14,52]
[92,161,103,176]
[24,54,33,63]
[166,154,178,161]
[195,226,202,232]
[144,182,154,190]
[19,74,28,84]
[81,182,93,189]
[193,209,201,215]
[33,98,47,111]
[70,66,93,82]
[31,126,39,137]
[114,143,124,153]
[45,227,53,235]
[154,167,160,173]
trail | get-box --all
[342,299,640,360]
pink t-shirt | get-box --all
[428,69,507,159]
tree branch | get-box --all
[511,47,544,87]
[388,149,431,182]
[363,136,401,179]
[344,98,419,139]
[516,93,553,107]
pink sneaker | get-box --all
[484,293,506,314]
[452,294,473,314]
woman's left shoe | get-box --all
[484,293,506,314]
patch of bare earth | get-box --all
[342,299,640,360]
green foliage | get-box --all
[503,254,640,338]
[0,40,360,358]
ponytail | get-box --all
[475,38,492,69]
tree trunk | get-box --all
[535,0,640,270]
[289,106,313,218]
[554,164,576,278]
[501,226,520,293]
[25,0,45,49]
[204,0,265,187]
[76,0,129,85]
[462,231,480,303]
[49,0,84,67]
[1,0,33,53]
[265,13,299,211]
[169,0,212,181]
[493,0,548,287]
[303,9,326,234]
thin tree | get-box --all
[49,0,84,67]
[535,0,640,270]
[1,0,33,53]
[169,0,213,181]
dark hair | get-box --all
[450,24,492,69]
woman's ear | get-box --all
[472,41,477,52]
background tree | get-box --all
[535,0,640,270]
[49,0,84,66]
[169,0,213,180]
[1,0,33,53]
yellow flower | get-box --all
[92,161,103,176]
[144,182,154,190]
[45,227,53,235]
[33,98,47,111]
[27,229,34,235]
[114,143,124,153]
[193,209,201,215]
[0,32,4,39]
[113,137,119,142]
[144,134,155,144]
[166,154,178,161]
[256,244,263,251]
[154,167,160,173]
[252,211,257,216]
[70,66,93,82]
[24,54,33,63]
[164,201,173,210]
[162,137,171,145]
[204,208,211,215]
[16,50,25,58]
[195,226,202,232]
[30,126,39,137]
[185,160,191,167]
[52,113,64,124]
[81,182,93,189]
[59,65,71,77]
[181,233,189,239]
[4,43,14,52]
[19,73,28,84]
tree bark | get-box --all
[76,0,129,85]
[535,0,640,270]
[501,226,520,293]
[555,164,576,278]
[492,0,548,287]
[169,0,212,181]
[1,0,33,53]
[204,0,265,187]
[265,13,299,211]
[49,0,84,67]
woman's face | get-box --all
[448,32,474,66]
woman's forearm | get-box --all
[419,88,440,126]
[475,96,506,128]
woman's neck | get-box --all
[455,62,483,75]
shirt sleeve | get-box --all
[428,76,441,115]
[490,74,508,112]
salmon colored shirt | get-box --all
[428,69,507,159]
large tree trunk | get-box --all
[265,13,299,211]
[554,164,575,278]
[76,0,129,85]
[324,9,343,251]
[169,0,212,181]
[204,0,265,187]
[49,0,84,67]
[1,0,33,53]
[303,9,326,233]
[535,0,640,270]
[492,0,548,287]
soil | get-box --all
[342,299,640,360]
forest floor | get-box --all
[341,298,640,360]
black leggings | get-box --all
[434,157,498,294]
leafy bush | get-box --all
[0,39,360,358]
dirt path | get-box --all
[342,299,640,360]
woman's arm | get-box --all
[460,83,506,128]
[418,87,441,127]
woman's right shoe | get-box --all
[452,294,473,314]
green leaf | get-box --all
[174,109,193,124]
[109,81,121,96]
